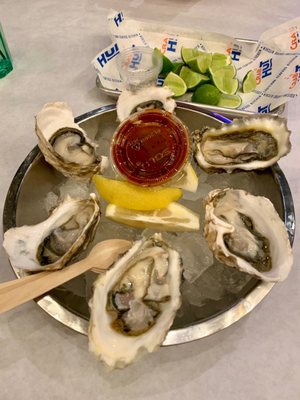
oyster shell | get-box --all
[89,234,182,369]
[3,194,100,271]
[116,86,176,122]
[194,116,291,172]
[36,102,107,179]
[204,188,293,282]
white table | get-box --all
[1,2,299,399]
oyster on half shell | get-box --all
[116,86,176,122]
[194,116,291,172]
[36,102,107,179]
[204,188,293,282]
[3,194,101,271]
[89,234,182,369]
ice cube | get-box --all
[197,170,209,183]
[95,217,137,243]
[212,260,254,294]
[170,232,214,283]
[58,178,91,200]
[183,182,214,201]
[191,265,227,302]
[206,172,234,190]
[44,191,59,213]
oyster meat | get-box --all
[36,102,107,179]
[3,194,100,271]
[116,86,176,122]
[194,116,291,172]
[89,234,182,368]
[204,188,293,282]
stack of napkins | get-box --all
[92,10,300,113]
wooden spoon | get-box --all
[0,239,131,314]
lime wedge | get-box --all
[210,53,232,71]
[163,71,187,97]
[106,202,200,231]
[181,47,201,63]
[242,70,257,93]
[212,53,232,63]
[172,61,184,75]
[153,48,174,75]
[187,52,212,74]
[210,66,239,95]
[218,93,242,109]
[209,64,236,78]
[191,84,221,106]
[179,66,209,90]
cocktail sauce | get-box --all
[111,109,190,186]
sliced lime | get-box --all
[210,52,232,71]
[209,64,236,77]
[187,52,212,74]
[212,53,232,63]
[191,84,221,106]
[163,71,187,97]
[172,61,184,75]
[179,66,209,89]
[210,66,239,95]
[225,64,237,77]
[242,70,257,93]
[153,48,174,75]
[218,93,242,109]
[181,47,201,63]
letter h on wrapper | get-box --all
[97,44,120,68]
[259,59,273,78]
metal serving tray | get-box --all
[96,77,285,117]
[95,37,286,116]
[2,103,295,345]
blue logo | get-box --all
[259,59,273,78]
[258,104,271,113]
[129,51,142,69]
[114,12,124,27]
[226,43,241,62]
[97,44,119,68]
[289,64,300,89]
[156,77,164,86]
[167,39,177,52]
[161,38,178,54]
[231,49,241,61]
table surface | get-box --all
[1,1,300,399]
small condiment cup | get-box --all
[116,46,162,90]
[111,109,190,187]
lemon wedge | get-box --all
[106,202,200,231]
[170,163,199,192]
[93,176,182,211]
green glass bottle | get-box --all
[0,22,13,78]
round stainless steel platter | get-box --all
[3,104,295,345]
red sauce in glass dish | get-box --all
[111,109,190,186]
